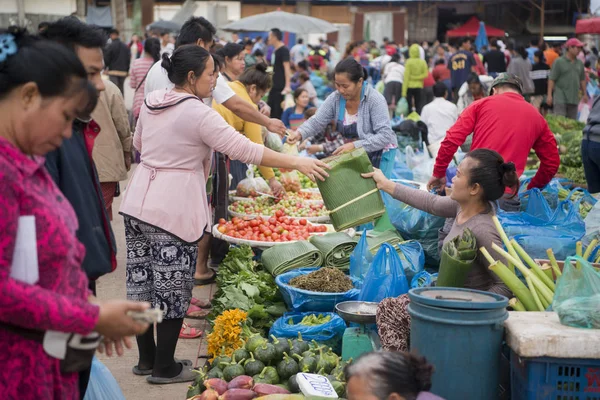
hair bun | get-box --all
[160,52,172,72]
[407,353,434,392]
[500,162,516,174]
[254,62,267,73]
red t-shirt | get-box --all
[433,92,560,190]
[423,72,436,87]
[432,65,451,82]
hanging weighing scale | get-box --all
[335,301,381,361]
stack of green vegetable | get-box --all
[309,232,357,269]
[209,246,287,332]
[481,216,559,312]
[262,241,323,276]
[545,115,586,184]
[437,228,477,288]
[187,333,350,399]
[317,148,385,230]
[558,186,596,218]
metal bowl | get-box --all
[335,301,378,325]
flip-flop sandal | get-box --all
[193,271,216,286]
[179,322,203,339]
[132,359,192,376]
[190,297,212,309]
[146,362,198,385]
[185,305,211,320]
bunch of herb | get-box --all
[209,245,286,333]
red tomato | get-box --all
[264,229,272,237]
[269,217,277,225]
[272,232,280,240]
[299,219,307,226]
[218,218,227,225]
[275,210,283,218]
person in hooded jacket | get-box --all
[402,44,428,114]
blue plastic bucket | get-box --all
[408,287,508,400]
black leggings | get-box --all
[406,88,425,115]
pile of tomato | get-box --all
[216,211,328,242]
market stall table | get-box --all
[505,311,600,399]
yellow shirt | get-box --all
[213,81,274,181]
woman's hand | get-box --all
[295,157,330,181]
[362,168,395,193]
[332,142,355,156]
[286,130,303,145]
[95,300,151,339]
[266,119,287,137]
[269,177,285,198]
[98,336,134,357]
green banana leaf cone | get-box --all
[437,228,477,288]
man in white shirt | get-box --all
[420,82,458,156]
[144,16,286,287]
[290,38,308,66]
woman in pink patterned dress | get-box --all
[0,29,151,400]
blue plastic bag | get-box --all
[394,239,425,283]
[519,179,562,211]
[83,357,125,400]
[358,243,409,302]
[498,198,586,260]
[350,230,373,286]
[275,268,360,312]
[384,192,445,266]
[269,312,347,352]
[410,270,438,288]
[390,150,414,181]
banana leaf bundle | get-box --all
[437,228,477,288]
[317,148,385,230]
[363,229,405,254]
[309,232,357,270]
[261,241,323,276]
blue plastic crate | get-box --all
[511,349,600,400]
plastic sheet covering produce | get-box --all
[316,148,385,230]
[498,193,586,260]
[262,241,323,276]
[358,243,409,303]
[83,357,125,400]
[275,268,360,312]
[269,311,347,352]
[436,228,477,288]
[383,192,445,266]
[308,232,357,269]
[553,256,600,329]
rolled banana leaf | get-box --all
[317,148,385,230]
[309,232,357,270]
[363,229,405,254]
[261,241,323,276]
[437,228,477,288]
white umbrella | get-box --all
[222,11,338,35]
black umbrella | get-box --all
[148,20,182,33]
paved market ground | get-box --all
[95,78,211,400]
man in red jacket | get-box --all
[427,73,560,206]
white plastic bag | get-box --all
[586,201,600,236]
[579,102,591,123]
[83,357,125,400]
[405,145,434,184]
[236,168,271,197]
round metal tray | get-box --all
[335,301,379,325]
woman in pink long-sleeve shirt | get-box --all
[119,44,329,384]
[0,30,149,400]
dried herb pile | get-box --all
[289,267,353,293]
